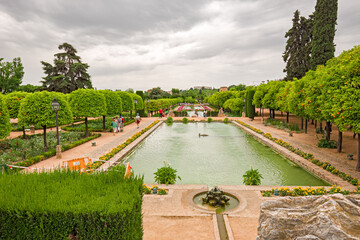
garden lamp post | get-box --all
[134,99,138,115]
[51,97,61,159]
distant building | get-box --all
[219,86,228,92]
[194,86,212,90]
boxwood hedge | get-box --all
[0,170,143,239]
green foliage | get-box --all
[154,162,181,185]
[223,117,229,123]
[0,170,143,239]
[317,138,337,148]
[245,88,255,118]
[130,93,144,110]
[166,117,173,124]
[182,117,188,124]
[62,118,134,132]
[253,84,269,108]
[117,91,134,111]
[18,91,73,127]
[69,89,106,118]
[223,98,244,115]
[4,91,29,118]
[185,96,195,103]
[41,42,93,93]
[266,118,300,132]
[0,57,24,94]
[0,93,11,139]
[262,80,285,111]
[207,117,213,123]
[98,90,122,116]
[310,0,338,70]
[242,168,263,185]
[15,84,42,93]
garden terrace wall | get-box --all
[0,170,143,239]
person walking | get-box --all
[135,113,141,128]
[204,110,207,119]
[111,118,117,136]
[120,115,125,132]
[116,116,121,133]
[159,109,163,118]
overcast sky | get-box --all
[0,1,359,91]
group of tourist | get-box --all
[111,114,142,135]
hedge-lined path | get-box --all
[27,117,157,171]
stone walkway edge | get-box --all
[97,120,164,171]
[232,121,356,190]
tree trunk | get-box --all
[130,110,133,118]
[273,109,275,119]
[304,119,308,134]
[325,121,331,141]
[337,131,342,153]
[301,117,304,130]
[286,112,289,123]
[22,126,26,138]
[43,125,48,152]
[319,122,323,131]
[102,115,106,131]
[357,136,360,172]
[315,120,317,129]
[261,107,264,118]
[281,111,283,116]
[85,117,89,137]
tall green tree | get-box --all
[310,0,338,70]
[283,11,313,81]
[117,91,134,112]
[5,91,29,137]
[0,57,24,94]
[41,43,93,93]
[16,84,42,93]
[0,93,11,139]
[18,91,73,151]
[98,90,122,131]
[69,89,106,137]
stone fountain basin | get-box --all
[193,191,240,213]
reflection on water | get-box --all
[122,122,329,186]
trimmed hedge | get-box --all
[62,119,135,132]
[16,134,101,167]
[0,170,143,239]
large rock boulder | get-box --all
[257,194,360,240]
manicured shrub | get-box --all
[207,117,213,123]
[0,93,11,139]
[317,138,337,148]
[166,117,173,124]
[182,117,188,124]
[0,170,143,239]
[223,117,229,123]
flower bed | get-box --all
[262,185,359,197]
[89,121,160,169]
[236,120,360,188]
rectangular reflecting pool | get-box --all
[122,122,329,186]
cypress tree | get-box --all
[283,10,313,81]
[310,0,338,70]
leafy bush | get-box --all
[265,118,300,131]
[0,170,143,239]
[242,168,263,185]
[182,117,188,124]
[157,188,167,195]
[166,117,173,124]
[317,138,337,148]
[223,117,229,123]
[154,162,181,185]
[62,117,134,132]
[207,117,213,123]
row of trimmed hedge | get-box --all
[236,120,359,187]
[16,134,101,167]
[0,170,143,239]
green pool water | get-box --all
[122,122,329,186]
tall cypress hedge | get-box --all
[245,89,255,119]
[0,170,143,239]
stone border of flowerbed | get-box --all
[233,120,358,190]
[16,133,102,167]
[90,120,162,171]
[261,185,360,197]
